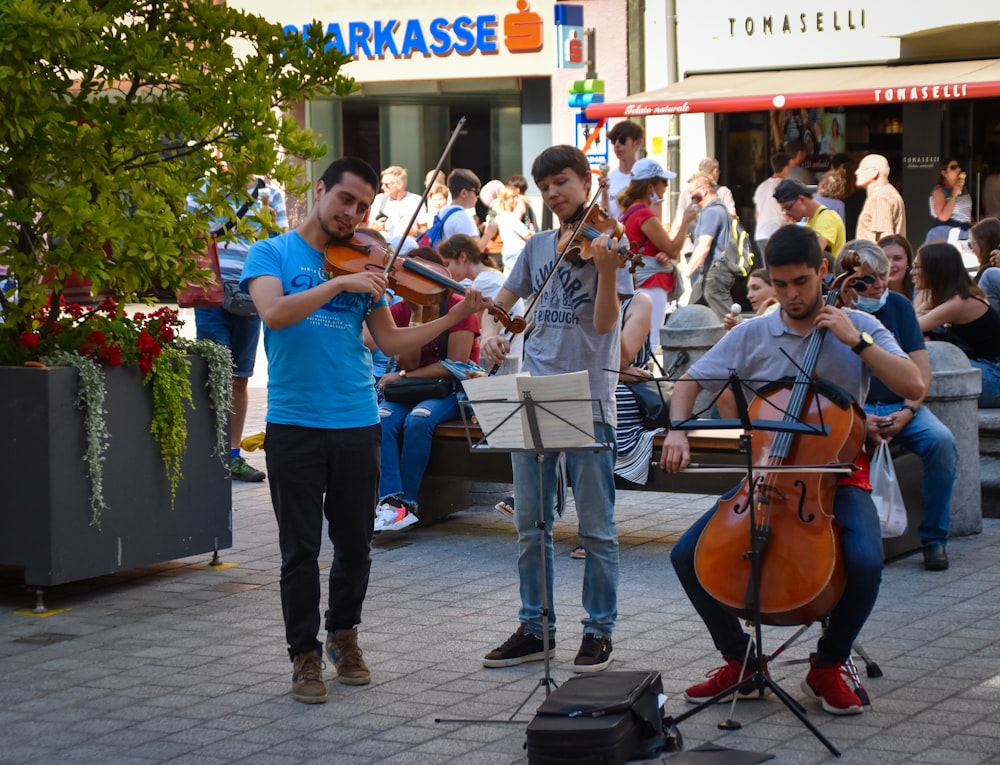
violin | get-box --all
[322,232,525,332]
[692,265,868,626]
[556,205,640,272]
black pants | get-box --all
[265,422,381,660]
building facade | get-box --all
[593,0,1000,243]
[230,0,629,203]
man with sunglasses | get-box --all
[774,178,846,270]
[604,121,644,218]
[854,154,906,242]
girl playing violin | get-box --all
[479,145,634,675]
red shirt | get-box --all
[390,296,480,367]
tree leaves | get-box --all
[0,0,354,331]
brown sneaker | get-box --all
[325,629,371,686]
[291,652,328,704]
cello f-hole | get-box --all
[793,479,814,523]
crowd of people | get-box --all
[221,125,995,722]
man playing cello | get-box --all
[660,225,924,715]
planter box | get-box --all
[0,356,232,586]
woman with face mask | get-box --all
[616,158,697,352]
[836,239,958,570]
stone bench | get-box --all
[418,420,926,559]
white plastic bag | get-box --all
[870,441,908,538]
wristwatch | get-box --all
[900,404,918,417]
[851,332,874,354]
[398,369,407,378]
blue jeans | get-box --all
[671,485,883,665]
[194,306,260,378]
[969,358,1000,407]
[864,402,957,545]
[512,422,619,639]
[378,394,459,508]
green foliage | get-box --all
[0,0,355,332]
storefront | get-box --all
[228,0,628,199]
[589,1,1000,243]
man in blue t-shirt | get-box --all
[242,157,487,705]
[841,240,958,572]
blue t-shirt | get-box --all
[866,292,925,404]
[241,231,389,428]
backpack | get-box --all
[711,201,755,277]
[416,205,463,248]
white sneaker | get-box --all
[374,502,417,533]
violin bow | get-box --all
[383,116,467,278]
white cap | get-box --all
[630,158,676,182]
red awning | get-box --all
[586,58,1000,119]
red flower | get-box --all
[19,331,40,348]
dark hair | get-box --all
[770,152,790,174]
[936,157,960,187]
[786,139,807,156]
[876,234,915,296]
[406,246,446,267]
[447,168,481,198]
[438,233,498,270]
[916,241,985,308]
[318,157,379,195]
[505,173,528,194]
[971,218,1000,269]
[765,224,824,271]
[530,145,590,185]
[607,120,643,143]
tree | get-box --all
[0,0,354,338]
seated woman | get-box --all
[374,247,481,531]
[925,158,973,245]
[970,218,1000,312]
[913,241,1000,407]
[614,292,663,486]
[723,268,777,331]
[877,234,916,298]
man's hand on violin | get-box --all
[453,287,488,319]
[337,272,389,301]
[659,430,690,473]
[590,232,624,275]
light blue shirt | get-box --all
[241,231,388,429]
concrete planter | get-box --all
[0,357,232,586]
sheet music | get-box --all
[461,371,597,450]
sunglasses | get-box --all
[612,136,631,145]
[947,164,960,170]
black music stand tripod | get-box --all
[435,388,612,725]
[663,371,850,758]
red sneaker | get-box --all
[802,660,866,715]
[684,658,766,704]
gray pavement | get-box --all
[2,387,1000,764]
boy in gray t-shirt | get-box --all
[480,145,633,675]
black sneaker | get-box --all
[573,633,613,673]
[231,455,265,482]
[483,624,554,668]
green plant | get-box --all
[0,0,355,332]
[12,299,232,522]
[0,1,353,522]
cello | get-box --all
[692,265,868,626]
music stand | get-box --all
[434,371,612,725]
[662,370,853,758]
